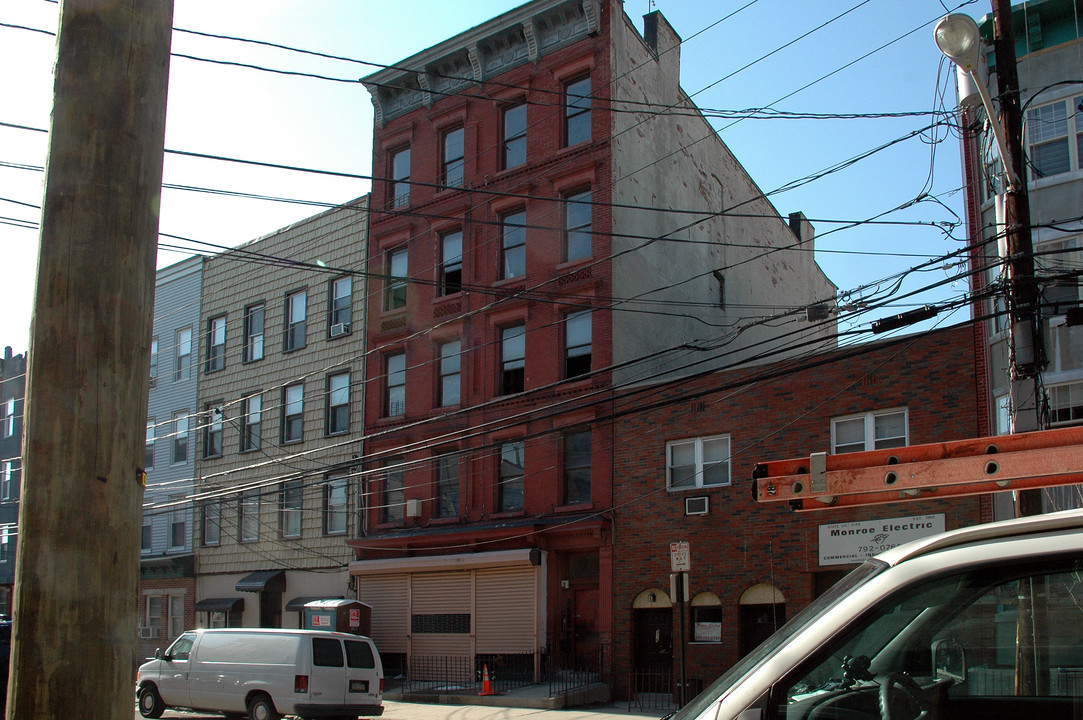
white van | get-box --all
[670,508,1083,720]
[136,628,383,720]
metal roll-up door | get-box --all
[410,572,472,657]
[358,574,408,653]
[476,566,539,653]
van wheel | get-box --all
[247,693,281,720]
[137,685,165,719]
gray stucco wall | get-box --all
[608,10,837,385]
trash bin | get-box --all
[302,599,372,635]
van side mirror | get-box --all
[932,638,967,683]
[154,648,163,660]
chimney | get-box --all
[643,10,681,64]
[788,211,815,250]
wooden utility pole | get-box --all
[8,1,172,717]
[990,0,1044,516]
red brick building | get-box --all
[611,323,986,700]
[350,0,836,685]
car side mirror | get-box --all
[932,638,967,683]
[154,647,163,660]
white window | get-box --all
[145,420,155,469]
[438,340,461,407]
[201,499,221,546]
[174,327,192,382]
[241,394,261,451]
[385,352,406,417]
[385,248,408,310]
[284,290,307,351]
[326,372,350,435]
[325,474,348,535]
[280,480,302,538]
[206,315,226,372]
[1,398,11,438]
[1,461,12,501]
[169,494,186,549]
[390,146,410,208]
[1026,95,1083,181]
[832,408,908,454]
[171,411,189,465]
[1050,381,1083,426]
[168,595,185,641]
[239,490,259,542]
[149,336,158,385]
[330,276,352,333]
[282,383,304,444]
[243,303,265,362]
[667,434,731,490]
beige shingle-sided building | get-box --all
[193,196,369,629]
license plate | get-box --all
[349,679,369,693]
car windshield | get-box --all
[670,560,886,720]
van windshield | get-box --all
[670,560,886,720]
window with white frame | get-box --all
[500,324,526,395]
[439,229,463,296]
[203,403,223,458]
[1,398,11,438]
[240,393,262,452]
[280,480,302,538]
[171,411,189,465]
[239,489,259,542]
[169,494,186,549]
[1050,381,1083,426]
[146,595,163,638]
[390,146,411,208]
[667,434,731,490]
[149,336,158,385]
[385,247,408,310]
[206,315,226,372]
[498,440,524,513]
[1,461,12,501]
[281,383,304,444]
[832,408,908,454]
[330,276,352,334]
[284,290,307,352]
[385,352,406,417]
[141,521,152,551]
[326,372,350,435]
[500,210,526,280]
[145,419,155,469]
[1037,236,1081,315]
[168,595,184,641]
[435,452,460,519]
[174,327,192,382]
[564,76,591,146]
[1026,95,1083,181]
[564,188,592,262]
[503,103,527,169]
[243,303,265,363]
[442,127,464,188]
[324,474,348,535]
[438,340,461,407]
[382,458,404,524]
[564,310,591,379]
[201,498,221,546]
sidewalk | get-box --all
[384,680,665,716]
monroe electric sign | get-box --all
[818,514,945,566]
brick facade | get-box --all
[611,324,984,697]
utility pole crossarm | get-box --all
[751,426,1083,512]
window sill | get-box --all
[241,357,265,365]
[555,502,592,513]
[666,484,731,493]
[490,509,525,520]
[428,516,461,525]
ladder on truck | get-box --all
[751,424,1083,511]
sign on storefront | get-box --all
[819,514,945,566]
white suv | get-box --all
[675,508,1083,720]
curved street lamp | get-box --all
[934,13,1021,189]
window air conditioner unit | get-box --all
[330,322,351,338]
[405,498,421,518]
[685,496,709,516]
[139,627,160,639]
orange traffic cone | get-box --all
[478,664,498,696]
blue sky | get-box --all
[0,0,988,355]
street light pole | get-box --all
[935,4,1045,515]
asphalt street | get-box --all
[139,699,659,720]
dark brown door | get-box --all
[634,608,673,673]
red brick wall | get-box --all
[610,324,982,695]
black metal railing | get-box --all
[628,669,678,712]
[547,646,609,700]
[398,647,610,702]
